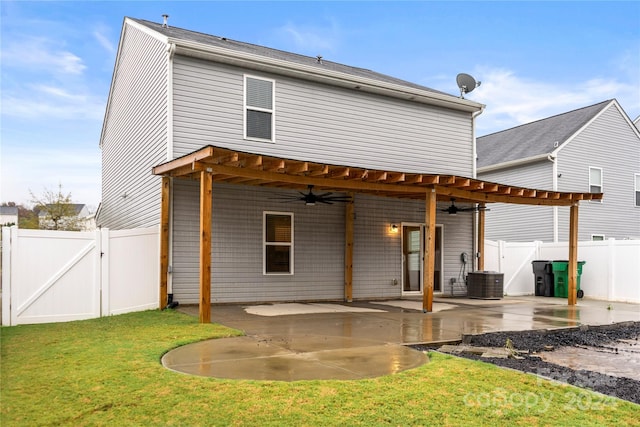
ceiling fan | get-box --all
[441,199,489,215]
[273,185,352,206]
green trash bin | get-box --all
[551,260,586,298]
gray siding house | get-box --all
[477,100,640,242]
[98,18,599,313]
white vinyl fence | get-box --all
[1,226,159,325]
[485,239,640,303]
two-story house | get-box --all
[477,100,640,242]
[98,17,599,321]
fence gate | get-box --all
[2,227,101,325]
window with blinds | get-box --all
[245,76,274,141]
[589,167,603,203]
[264,212,293,274]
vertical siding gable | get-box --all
[100,24,169,229]
[172,56,474,176]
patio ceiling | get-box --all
[152,145,602,205]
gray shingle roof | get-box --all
[477,100,612,169]
[129,18,451,97]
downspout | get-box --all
[471,107,485,270]
[166,43,176,297]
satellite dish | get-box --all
[456,73,481,99]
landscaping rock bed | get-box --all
[410,321,640,405]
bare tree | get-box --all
[30,184,82,231]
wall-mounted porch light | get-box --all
[390,224,399,233]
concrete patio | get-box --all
[164,296,640,381]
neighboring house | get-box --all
[39,204,95,231]
[0,206,19,227]
[477,99,640,242]
[98,17,598,314]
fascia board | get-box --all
[171,40,484,113]
[477,153,552,174]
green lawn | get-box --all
[1,310,638,426]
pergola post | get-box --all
[568,203,579,306]
[344,194,354,302]
[477,203,485,271]
[199,170,213,323]
[422,188,436,312]
[159,176,170,309]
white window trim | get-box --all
[263,211,293,275]
[635,173,640,207]
[244,75,276,143]
[591,234,605,241]
[589,166,603,203]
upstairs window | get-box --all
[589,167,603,194]
[245,76,274,141]
[264,212,293,274]
[635,174,640,207]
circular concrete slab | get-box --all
[162,334,428,381]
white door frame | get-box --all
[401,223,443,296]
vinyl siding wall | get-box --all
[99,24,168,229]
[171,182,474,303]
[478,161,555,242]
[172,56,474,176]
[556,105,640,240]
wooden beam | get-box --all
[152,146,214,175]
[344,194,354,302]
[240,155,263,168]
[159,176,170,309]
[208,164,429,195]
[477,204,485,271]
[423,188,436,312]
[286,161,309,174]
[199,171,213,323]
[568,204,579,306]
[329,167,350,178]
[386,173,406,183]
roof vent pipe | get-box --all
[162,14,169,28]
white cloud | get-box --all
[93,26,116,54]
[2,93,105,121]
[2,36,86,75]
[1,144,101,207]
[276,19,341,54]
[466,67,637,135]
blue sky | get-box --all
[1,1,639,208]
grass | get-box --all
[1,310,638,426]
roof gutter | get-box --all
[170,40,484,113]
[477,152,552,174]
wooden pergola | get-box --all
[153,145,602,323]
